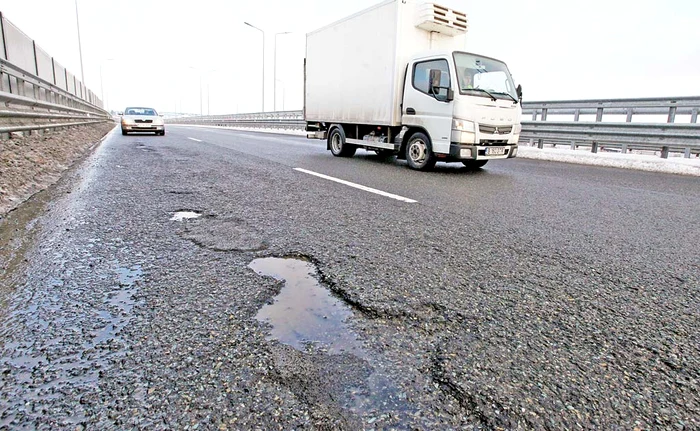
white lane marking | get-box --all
[188,137,202,142]
[294,168,417,203]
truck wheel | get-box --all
[462,160,488,169]
[405,132,435,170]
[328,127,356,157]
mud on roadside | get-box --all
[0,122,115,217]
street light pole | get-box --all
[274,31,290,111]
[74,0,85,84]
[244,22,265,112]
[276,79,285,111]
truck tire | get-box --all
[462,160,488,169]
[328,127,356,157]
[405,132,436,170]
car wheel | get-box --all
[405,132,435,170]
[328,127,356,157]
[121,128,128,136]
[462,160,488,169]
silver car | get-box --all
[120,107,165,136]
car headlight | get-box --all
[121,118,134,125]
[452,119,475,132]
[153,118,164,126]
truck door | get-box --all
[402,58,454,155]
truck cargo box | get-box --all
[305,0,468,127]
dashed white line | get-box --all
[188,137,202,142]
[294,168,417,203]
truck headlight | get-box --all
[513,123,522,134]
[452,119,475,132]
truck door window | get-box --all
[413,59,450,99]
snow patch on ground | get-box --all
[517,146,700,176]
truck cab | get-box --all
[400,50,521,169]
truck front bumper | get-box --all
[449,143,518,160]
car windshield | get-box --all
[125,107,157,116]
[453,52,517,101]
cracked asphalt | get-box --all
[0,125,698,430]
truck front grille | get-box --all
[479,124,512,135]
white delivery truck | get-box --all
[305,0,522,170]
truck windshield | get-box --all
[453,52,518,101]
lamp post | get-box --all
[244,22,265,112]
[274,31,290,111]
[275,79,285,111]
[74,0,85,84]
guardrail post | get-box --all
[691,109,698,124]
[591,141,598,153]
[541,108,548,121]
[661,146,669,158]
[626,108,633,122]
[570,141,576,150]
[667,106,676,123]
[537,138,544,149]
[621,144,628,153]
[573,109,580,122]
[596,108,603,122]
[684,148,692,158]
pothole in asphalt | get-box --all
[170,211,202,221]
[180,217,267,252]
[250,257,366,356]
[250,257,417,422]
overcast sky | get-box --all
[0,0,698,115]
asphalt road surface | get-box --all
[1,125,698,430]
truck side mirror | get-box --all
[516,84,523,103]
[429,69,442,95]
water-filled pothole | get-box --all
[250,257,366,356]
[249,257,417,423]
[170,211,202,221]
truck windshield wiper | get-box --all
[492,91,518,103]
[471,87,497,102]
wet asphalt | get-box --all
[0,125,698,430]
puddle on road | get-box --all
[250,257,366,357]
[170,211,202,221]
[249,257,417,424]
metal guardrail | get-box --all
[169,97,700,159]
[0,12,110,135]
[169,110,304,130]
[521,97,700,158]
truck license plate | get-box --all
[486,147,506,156]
